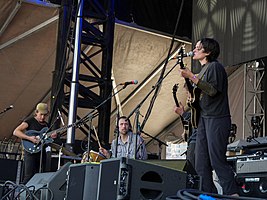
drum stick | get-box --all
[93,126,102,148]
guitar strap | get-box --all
[197,62,210,80]
[194,63,210,103]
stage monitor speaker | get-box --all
[144,159,187,172]
[0,159,22,184]
[65,163,100,200]
[25,162,71,200]
[46,161,71,199]
[25,172,55,199]
[236,173,267,198]
[97,157,187,200]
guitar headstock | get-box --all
[178,44,186,56]
[178,44,186,69]
[172,83,179,94]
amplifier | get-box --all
[0,159,22,184]
[236,173,267,198]
[236,159,267,174]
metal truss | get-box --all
[243,60,265,139]
[50,0,115,148]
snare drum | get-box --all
[90,150,106,162]
[81,150,106,163]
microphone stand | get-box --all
[38,116,59,173]
[79,85,129,162]
[85,114,93,162]
[141,130,167,160]
[127,61,179,120]
[126,60,180,158]
[114,106,120,158]
[133,107,141,159]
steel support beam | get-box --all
[50,0,115,149]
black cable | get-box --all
[140,0,185,130]
[14,184,37,200]
[1,181,17,200]
[34,186,54,200]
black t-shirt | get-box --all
[198,61,230,118]
[24,116,48,133]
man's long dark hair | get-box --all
[200,38,220,62]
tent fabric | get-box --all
[0,1,247,157]
[0,1,59,140]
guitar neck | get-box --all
[47,121,80,136]
[179,56,194,96]
[172,93,179,107]
[184,78,194,96]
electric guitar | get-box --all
[177,47,200,128]
[22,121,82,154]
[172,84,191,142]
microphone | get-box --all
[4,105,14,112]
[119,80,138,87]
[57,109,65,126]
[172,51,194,59]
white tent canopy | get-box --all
[0,0,248,157]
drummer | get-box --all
[99,116,147,160]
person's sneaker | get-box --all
[230,193,239,197]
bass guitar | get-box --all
[22,121,82,154]
[172,84,191,142]
[177,47,200,128]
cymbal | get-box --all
[49,143,77,157]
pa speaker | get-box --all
[65,163,100,200]
[25,172,55,199]
[46,162,71,199]
[25,162,71,200]
[97,157,187,200]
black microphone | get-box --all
[4,105,14,112]
[119,80,138,86]
[172,51,194,59]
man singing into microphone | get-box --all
[99,116,147,160]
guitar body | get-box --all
[187,87,201,129]
[172,84,192,142]
[178,50,201,129]
[22,127,54,154]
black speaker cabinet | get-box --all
[236,173,267,198]
[0,159,23,184]
[97,157,187,200]
[65,163,100,200]
[25,162,71,200]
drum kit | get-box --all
[81,126,107,163]
[50,125,107,165]
[81,150,106,163]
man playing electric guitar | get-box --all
[13,103,57,184]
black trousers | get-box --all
[187,142,196,169]
[22,150,46,184]
[195,116,238,195]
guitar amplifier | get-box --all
[236,158,267,174]
[236,173,267,198]
[0,159,22,184]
